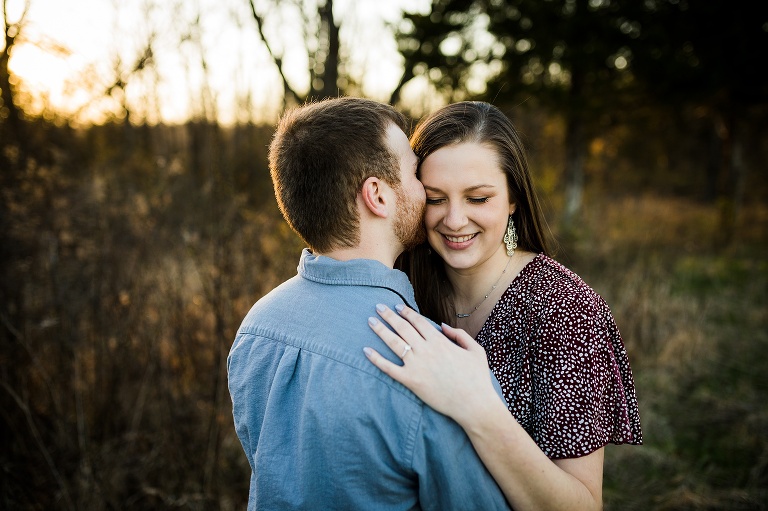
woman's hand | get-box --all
[364,304,502,427]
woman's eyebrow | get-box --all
[423,184,497,192]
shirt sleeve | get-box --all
[528,287,641,459]
[411,406,511,511]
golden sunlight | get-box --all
[6,0,432,125]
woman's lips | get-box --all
[441,233,477,249]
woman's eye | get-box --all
[468,197,489,204]
[426,198,445,205]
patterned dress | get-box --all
[477,253,643,459]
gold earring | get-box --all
[503,215,518,256]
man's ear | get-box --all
[360,176,390,219]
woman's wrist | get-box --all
[455,386,512,433]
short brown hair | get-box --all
[269,97,408,253]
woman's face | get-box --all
[420,142,515,274]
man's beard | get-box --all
[394,185,426,251]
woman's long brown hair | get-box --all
[397,101,553,327]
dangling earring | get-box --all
[503,215,518,257]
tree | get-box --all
[1,0,30,170]
[247,0,341,107]
[625,0,768,242]
[396,0,638,226]
[389,0,479,106]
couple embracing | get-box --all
[227,97,642,510]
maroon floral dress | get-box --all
[477,253,643,459]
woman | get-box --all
[363,101,642,510]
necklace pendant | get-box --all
[455,256,512,321]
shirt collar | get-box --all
[297,249,418,310]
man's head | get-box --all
[269,97,423,254]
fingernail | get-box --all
[363,347,373,357]
[368,317,379,326]
[395,304,405,313]
[376,304,386,313]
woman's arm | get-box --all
[364,304,604,511]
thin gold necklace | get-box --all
[456,256,512,318]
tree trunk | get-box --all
[316,0,339,100]
[730,119,746,226]
[715,112,747,247]
[704,120,721,201]
[1,9,27,168]
[563,111,586,228]
[562,65,587,230]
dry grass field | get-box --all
[1,124,766,509]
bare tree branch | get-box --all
[103,38,155,124]
[247,0,301,107]
[1,0,31,162]
[389,64,414,107]
[3,0,30,37]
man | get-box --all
[227,97,510,510]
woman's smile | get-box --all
[442,233,478,246]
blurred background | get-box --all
[1,0,766,509]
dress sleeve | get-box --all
[528,286,643,459]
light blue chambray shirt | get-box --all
[227,249,510,511]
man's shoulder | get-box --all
[238,274,313,321]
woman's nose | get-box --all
[443,203,468,231]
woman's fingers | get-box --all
[394,305,447,342]
[374,304,425,345]
[366,309,495,422]
[441,323,479,351]
[363,347,407,383]
[373,304,473,356]
[368,316,412,359]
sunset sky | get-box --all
[6,0,431,125]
